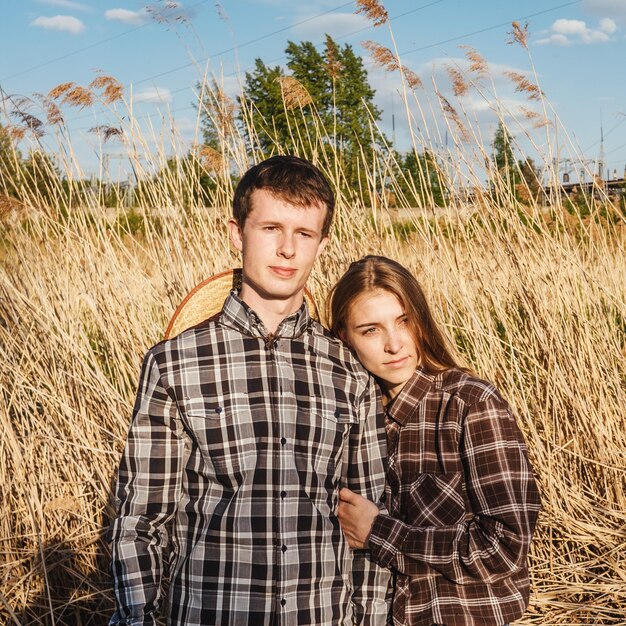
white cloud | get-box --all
[133,87,173,104]
[552,18,588,34]
[600,17,618,33]
[37,0,89,10]
[105,8,146,26]
[30,15,86,34]
[583,29,611,43]
[536,33,571,46]
[535,17,617,45]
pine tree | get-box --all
[396,150,445,208]
[237,36,384,191]
[492,121,520,192]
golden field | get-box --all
[1,16,625,624]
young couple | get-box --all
[109,155,540,626]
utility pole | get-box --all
[101,152,134,207]
[598,115,605,181]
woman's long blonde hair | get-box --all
[328,255,461,374]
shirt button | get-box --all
[280,437,287,446]
[280,598,286,607]
[334,409,341,418]
[281,544,287,553]
[280,490,287,499]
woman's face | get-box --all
[343,289,419,401]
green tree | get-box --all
[239,58,295,153]
[0,125,24,198]
[395,150,445,208]
[517,157,543,205]
[138,151,220,212]
[197,78,237,150]
[331,42,382,188]
[491,121,522,204]
[22,149,65,207]
[237,36,384,193]
[286,40,331,111]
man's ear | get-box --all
[228,218,243,252]
[315,235,329,260]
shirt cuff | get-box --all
[368,513,406,569]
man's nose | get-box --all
[277,232,296,258]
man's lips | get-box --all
[270,266,297,278]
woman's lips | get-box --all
[384,356,409,368]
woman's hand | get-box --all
[337,487,380,549]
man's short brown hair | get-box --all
[233,155,335,237]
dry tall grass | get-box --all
[1,18,625,625]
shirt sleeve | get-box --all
[344,378,391,625]
[109,349,187,626]
[367,395,541,585]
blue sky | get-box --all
[1,0,625,183]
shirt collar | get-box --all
[385,366,438,426]
[219,290,312,339]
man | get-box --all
[109,155,390,625]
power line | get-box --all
[132,1,360,86]
[2,0,368,127]
[398,0,581,55]
[47,0,444,128]
[582,116,626,152]
[0,0,213,83]
[16,0,601,164]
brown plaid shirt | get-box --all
[367,367,540,626]
[109,292,390,626]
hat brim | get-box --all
[164,268,319,339]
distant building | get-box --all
[551,176,626,202]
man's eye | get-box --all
[298,231,312,238]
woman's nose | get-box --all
[385,330,402,353]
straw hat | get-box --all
[164,268,319,339]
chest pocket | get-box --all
[182,395,256,489]
[406,471,466,526]
[294,399,359,495]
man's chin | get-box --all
[241,279,306,305]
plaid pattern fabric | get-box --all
[367,367,540,626]
[109,292,390,626]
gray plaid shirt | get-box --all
[110,291,390,625]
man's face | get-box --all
[228,188,328,309]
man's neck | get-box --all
[239,285,304,334]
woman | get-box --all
[330,256,541,626]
